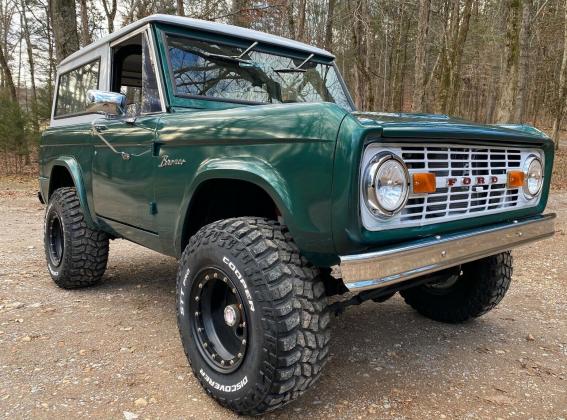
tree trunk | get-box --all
[514,0,532,122]
[19,0,39,133]
[177,0,185,16]
[101,0,117,33]
[552,0,567,149]
[324,0,336,51]
[496,0,522,123]
[49,0,80,62]
[296,0,306,41]
[79,0,91,46]
[412,0,430,112]
[437,0,473,115]
[231,0,250,28]
[0,45,16,101]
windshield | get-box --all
[166,35,353,111]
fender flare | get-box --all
[47,157,96,227]
[174,157,293,256]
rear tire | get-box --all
[176,217,330,415]
[44,187,109,289]
[400,252,513,323]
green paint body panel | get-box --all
[39,22,555,268]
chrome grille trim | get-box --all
[360,143,544,231]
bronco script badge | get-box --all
[159,155,186,168]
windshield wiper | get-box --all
[273,53,314,73]
[205,41,259,64]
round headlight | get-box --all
[364,153,410,217]
[523,155,543,199]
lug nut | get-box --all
[237,352,243,358]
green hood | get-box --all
[352,111,550,143]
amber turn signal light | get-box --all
[507,171,525,188]
[412,173,436,193]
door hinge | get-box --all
[149,201,158,215]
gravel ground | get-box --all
[1,178,566,419]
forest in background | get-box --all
[1,0,567,174]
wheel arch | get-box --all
[46,157,95,227]
[175,158,294,257]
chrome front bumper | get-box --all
[340,213,556,292]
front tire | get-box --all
[400,252,513,323]
[44,187,109,289]
[176,217,330,415]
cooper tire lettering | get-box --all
[222,256,255,312]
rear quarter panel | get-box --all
[39,123,97,227]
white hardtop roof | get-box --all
[59,14,334,67]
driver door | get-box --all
[92,28,164,235]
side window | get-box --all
[55,59,100,117]
[111,31,162,115]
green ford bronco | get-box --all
[39,14,556,415]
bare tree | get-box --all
[0,45,16,101]
[514,0,533,122]
[324,0,335,51]
[49,0,80,62]
[496,0,522,123]
[79,0,92,46]
[230,0,249,27]
[177,0,185,16]
[296,0,306,41]
[101,0,117,33]
[552,0,567,149]
[18,0,39,133]
[438,0,473,115]
[412,0,431,112]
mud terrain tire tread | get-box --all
[400,252,513,323]
[176,217,330,415]
[44,187,109,289]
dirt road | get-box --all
[1,178,566,419]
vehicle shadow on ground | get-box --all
[91,245,512,416]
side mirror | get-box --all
[86,90,126,118]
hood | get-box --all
[352,111,550,143]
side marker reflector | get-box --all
[412,173,436,193]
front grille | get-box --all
[400,145,522,223]
[359,142,543,231]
